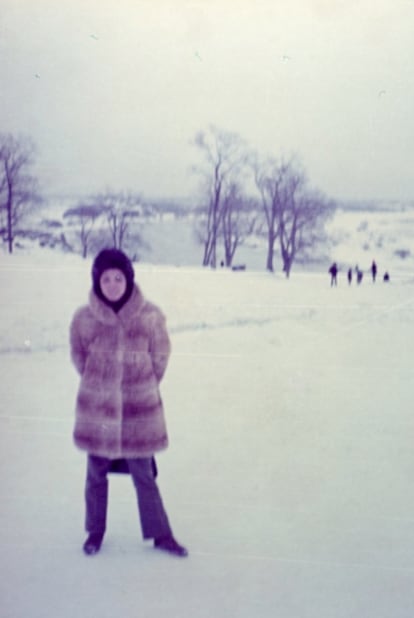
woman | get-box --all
[70,248,187,557]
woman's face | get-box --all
[99,268,127,302]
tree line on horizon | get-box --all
[0,128,335,276]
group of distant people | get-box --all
[329,260,390,286]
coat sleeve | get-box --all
[70,309,87,375]
[148,308,171,383]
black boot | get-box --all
[83,532,104,555]
[154,535,188,557]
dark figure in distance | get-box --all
[347,268,352,285]
[371,260,377,282]
[329,262,338,286]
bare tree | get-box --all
[277,173,334,277]
[0,134,40,253]
[253,156,289,272]
[192,125,248,268]
[276,162,306,277]
[285,190,334,269]
[254,155,333,276]
[221,183,257,267]
[63,204,103,258]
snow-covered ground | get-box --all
[1,212,414,616]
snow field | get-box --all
[0,252,413,617]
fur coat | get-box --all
[70,284,170,459]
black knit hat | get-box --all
[92,248,135,311]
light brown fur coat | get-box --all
[70,284,170,458]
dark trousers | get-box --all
[85,454,172,540]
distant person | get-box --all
[356,268,363,285]
[383,271,390,282]
[371,260,377,282]
[70,248,188,558]
[329,262,338,286]
[347,268,353,285]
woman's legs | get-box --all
[85,454,111,535]
[83,454,187,556]
[127,457,173,540]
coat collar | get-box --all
[88,283,146,325]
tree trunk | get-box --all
[266,230,274,272]
[7,195,13,254]
[281,246,292,278]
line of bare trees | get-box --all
[1,129,335,274]
[0,133,147,257]
[193,125,335,276]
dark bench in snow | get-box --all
[231,264,246,271]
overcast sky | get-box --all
[1,0,414,202]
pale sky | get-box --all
[1,0,414,202]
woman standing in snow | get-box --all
[70,248,187,557]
